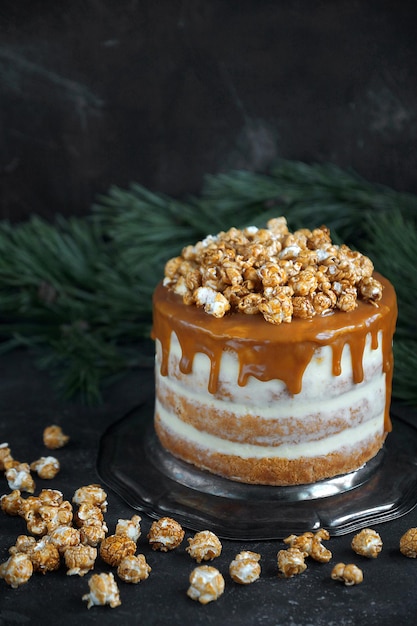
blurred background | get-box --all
[1,0,416,223]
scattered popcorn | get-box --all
[277,547,307,578]
[72,484,108,512]
[331,562,363,586]
[5,463,36,494]
[9,534,37,556]
[163,217,383,324]
[28,537,60,574]
[43,425,70,449]
[147,517,185,552]
[187,565,225,604]
[115,515,142,542]
[186,530,222,563]
[117,554,151,583]
[64,544,97,576]
[48,525,81,553]
[229,551,261,584]
[99,535,137,567]
[0,443,13,470]
[1,489,23,516]
[284,528,332,563]
[351,528,383,558]
[30,456,60,480]
[74,503,108,546]
[0,553,33,588]
[82,572,121,609]
[400,528,417,558]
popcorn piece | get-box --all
[351,528,383,558]
[277,547,307,578]
[48,525,81,552]
[187,565,225,604]
[229,551,261,584]
[186,530,222,563]
[331,562,363,586]
[5,463,35,493]
[28,538,60,574]
[0,553,33,588]
[117,554,151,583]
[0,443,13,471]
[99,535,137,567]
[64,544,97,576]
[0,489,23,516]
[38,488,64,507]
[82,572,121,609]
[147,517,185,552]
[115,515,142,542]
[194,286,231,318]
[283,528,332,563]
[74,503,108,546]
[72,484,108,512]
[43,425,70,449]
[400,528,417,558]
[9,534,37,556]
[30,456,60,480]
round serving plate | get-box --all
[97,399,417,540]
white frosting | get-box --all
[156,401,383,459]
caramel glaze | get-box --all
[152,273,397,433]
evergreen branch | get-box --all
[0,158,416,404]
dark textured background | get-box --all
[1,1,417,222]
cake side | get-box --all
[151,218,397,485]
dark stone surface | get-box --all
[0,349,416,625]
[1,1,417,222]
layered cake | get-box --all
[152,217,397,485]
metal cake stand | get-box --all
[97,399,417,540]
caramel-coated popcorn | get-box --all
[284,528,332,563]
[229,551,261,584]
[187,565,225,604]
[0,553,33,588]
[351,528,383,558]
[147,517,185,552]
[64,544,97,576]
[331,562,363,586]
[115,515,142,542]
[0,489,23,516]
[186,530,222,563]
[28,538,60,574]
[30,456,60,479]
[82,572,121,609]
[117,554,151,583]
[5,463,36,494]
[399,528,417,558]
[277,547,307,578]
[43,425,70,449]
[99,534,137,567]
[72,484,108,512]
[163,217,383,324]
[0,443,13,471]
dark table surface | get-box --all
[1,348,417,626]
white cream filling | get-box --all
[156,400,384,460]
[156,367,385,422]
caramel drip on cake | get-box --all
[152,273,397,433]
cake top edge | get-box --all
[162,216,384,325]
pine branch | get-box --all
[1,159,416,404]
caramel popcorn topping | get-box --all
[163,217,383,323]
